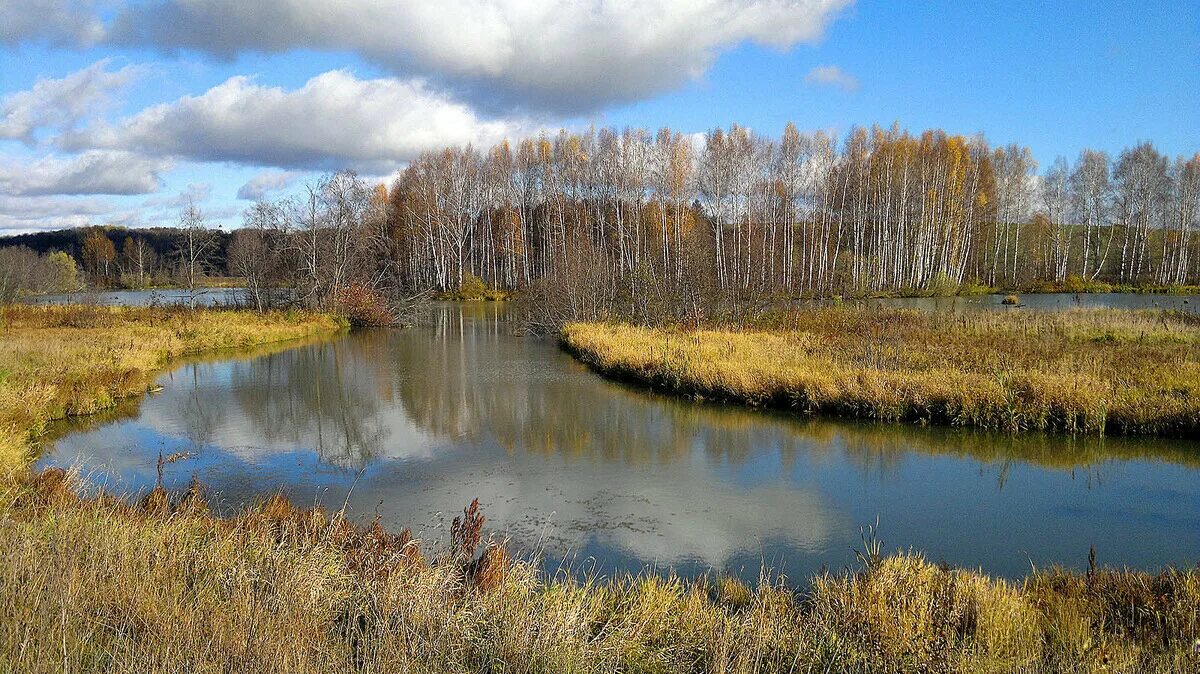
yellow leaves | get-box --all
[565,135,587,164]
[369,183,389,208]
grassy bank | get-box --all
[0,304,344,478]
[3,474,1198,673]
[562,308,1200,436]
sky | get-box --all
[1,0,1197,234]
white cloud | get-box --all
[0,60,143,144]
[0,151,168,196]
[804,64,858,92]
[237,170,303,200]
[105,0,854,112]
[3,2,858,118]
[68,70,537,170]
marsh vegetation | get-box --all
[563,308,1200,436]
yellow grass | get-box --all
[562,308,1200,435]
[0,304,344,478]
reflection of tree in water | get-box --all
[229,338,391,469]
[176,362,224,450]
[41,301,1200,484]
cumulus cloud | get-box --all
[0,151,168,196]
[0,0,106,46]
[5,2,857,113]
[104,0,854,112]
[237,170,302,200]
[804,64,858,91]
[0,60,142,144]
[67,70,536,170]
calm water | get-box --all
[28,288,246,307]
[40,302,1200,581]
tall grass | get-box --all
[0,304,344,478]
[562,308,1200,436]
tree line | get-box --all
[381,124,1199,296]
[0,224,233,294]
[0,247,77,302]
[3,123,1196,322]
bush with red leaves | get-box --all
[333,283,395,328]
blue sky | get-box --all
[1,0,1196,233]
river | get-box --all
[38,298,1200,581]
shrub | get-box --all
[958,279,993,296]
[333,283,394,328]
[1063,274,1086,293]
[927,272,958,297]
[457,273,488,301]
[46,251,79,292]
[1001,294,1020,306]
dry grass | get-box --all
[0,303,344,479]
[1,473,1197,673]
[562,308,1200,435]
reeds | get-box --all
[562,307,1200,436]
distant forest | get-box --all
[0,226,233,282]
[1,124,1197,324]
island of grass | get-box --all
[562,307,1200,436]
[1,304,1198,672]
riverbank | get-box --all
[562,308,1200,436]
[0,304,345,478]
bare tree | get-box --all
[176,200,216,307]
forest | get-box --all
[2,124,1198,322]
[383,125,1199,296]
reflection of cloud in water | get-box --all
[354,442,841,570]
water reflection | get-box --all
[41,303,1200,580]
